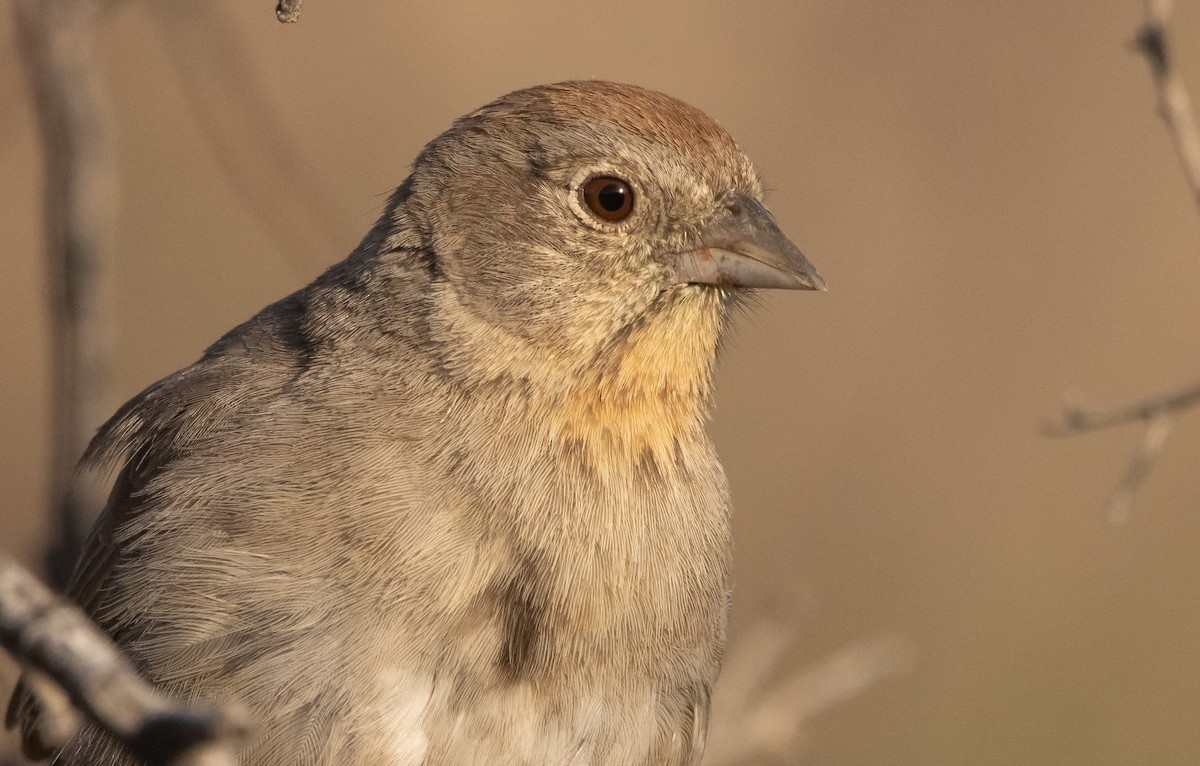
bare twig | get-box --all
[707,617,914,764]
[15,0,118,589]
[1108,414,1173,524]
[1136,0,1200,212]
[0,556,250,766]
[1046,1,1200,518]
[1044,383,1196,518]
[275,0,303,23]
[1043,379,1200,436]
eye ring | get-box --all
[581,175,635,222]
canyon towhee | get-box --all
[9,80,823,765]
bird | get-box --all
[8,80,824,765]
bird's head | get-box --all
[391,81,823,456]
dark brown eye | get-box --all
[582,176,634,222]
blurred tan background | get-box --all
[4,0,1200,763]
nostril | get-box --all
[725,202,743,217]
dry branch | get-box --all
[1137,0,1200,210]
[707,617,913,764]
[15,0,117,588]
[1107,414,1173,523]
[1043,379,1200,436]
[0,556,249,766]
[1046,0,1200,517]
